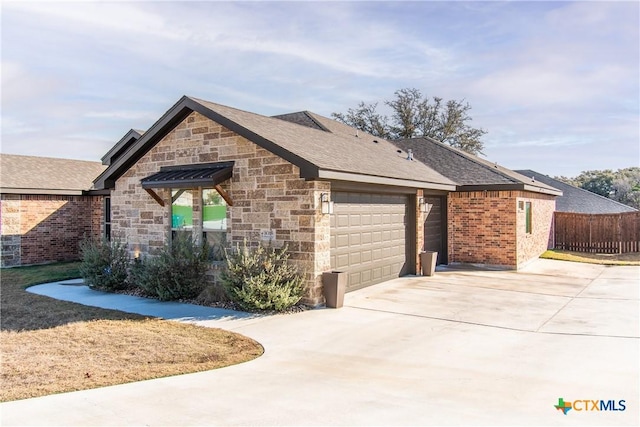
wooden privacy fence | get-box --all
[554,211,640,254]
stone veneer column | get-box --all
[1,194,21,267]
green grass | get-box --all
[541,250,640,266]
[1,261,82,290]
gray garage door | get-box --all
[330,192,408,292]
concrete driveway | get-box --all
[2,259,638,426]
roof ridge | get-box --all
[409,137,522,184]
[301,111,331,132]
[0,153,102,164]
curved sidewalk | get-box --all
[27,279,260,324]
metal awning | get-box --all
[141,162,234,189]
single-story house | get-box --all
[92,96,562,305]
[392,137,561,269]
[0,154,106,267]
[515,170,637,214]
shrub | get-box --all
[221,240,304,311]
[132,233,211,301]
[79,238,130,291]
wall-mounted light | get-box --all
[321,193,334,215]
[419,197,431,213]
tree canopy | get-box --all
[332,88,486,155]
[555,167,640,210]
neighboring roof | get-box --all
[95,96,456,191]
[141,162,234,189]
[101,129,144,166]
[272,111,329,132]
[515,170,637,214]
[0,154,106,195]
[392,137,562,196]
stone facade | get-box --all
[448,190,555,269]
[110,112,331,305]
[0,194,102,267]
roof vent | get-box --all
[532,176,535,182]
[494,162,498,168]
[373,139,378,143]
[355,130,359,138]
[407,149,414,161]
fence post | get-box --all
[589,216,593,253]
[618,213,622,254]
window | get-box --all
[203,188,227,260]
[202,188,227,231]
[104,197,111,241]
[171,190,193,230]
[525,201,532,234]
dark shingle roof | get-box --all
[272,112,329,132]
[392,137,561,195]
[0,154,106,195]
[515,170,637,213]
[95,96,456,191]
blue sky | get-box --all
[1,1,638,177]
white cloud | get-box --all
[1,1,637,177]
[3,1,188,41]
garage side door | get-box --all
[423,196,444,264]
[330,192,408,292]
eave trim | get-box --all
[317,170,456,191]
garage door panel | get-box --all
[349,252,361,265]
[330,192,409,292]
[336,234,349,248]
[337,215,350,227]
[336,253,350,269]
[349,233,361,245]
[361,270,371,283]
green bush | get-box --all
[221,240,304,311]
[132,233,211,301]
[79,238,130,291]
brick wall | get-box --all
[516,193,556,267]
[448,190,555,268]
[111,111,331,305]
[0,194,103,267]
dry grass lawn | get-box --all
[541,250,640,266]
[0,262,263,402]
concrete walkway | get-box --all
[2,259,638,426]
[27,278,261,324]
